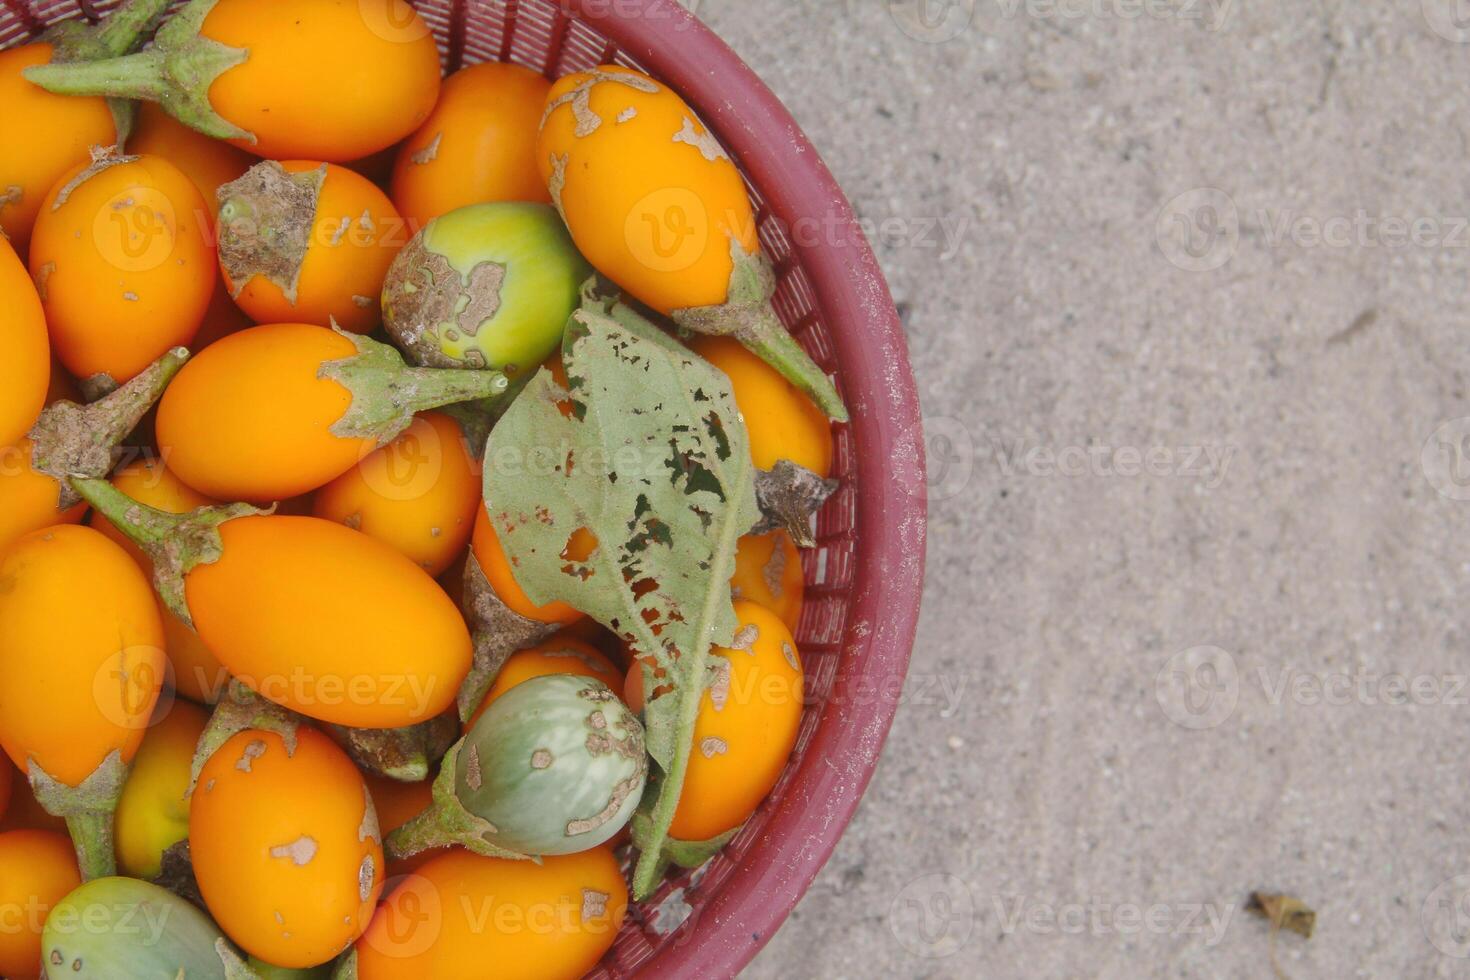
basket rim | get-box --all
[563,1,927,974]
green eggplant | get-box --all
[41,876,253,978]
[381,202,590,376]
[387,675,647,860]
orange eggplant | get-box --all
[25,0,442,162]
[156,323,509,502]
[74,480,473,731]
[0,526,165,879]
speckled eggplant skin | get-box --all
[455,674,647,856]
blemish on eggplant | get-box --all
[235,739,267,772]
[541,67,658,138]
[762,539,788,598]
[53,145,137,210]
[465,743,483,791]
[409,132,442,165]
[707,657,731,711]
[582,888,610,919]
[359,783,381,844]
[33,261,55,301]
[671,116,729,163]
[565,766,643,836]
[358,854,376,901]
[268,835,319,866]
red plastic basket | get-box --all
[0,0,927,974]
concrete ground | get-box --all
[693,1,1470,977]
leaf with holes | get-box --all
[482,287,759,897]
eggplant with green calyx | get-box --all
[41,876,256,979]
[0,346,191,559]
[381,202,590,377]
[0,523,167,880]
[22,0,442,162]
[188,679,301,795]
[154,322,511,502]
[68,482,473,731]
[537,65,847,421]
[387,675,646,861]
[23,345,190,506]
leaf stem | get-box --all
[69,477,188,553]
[28,753,129,882]
[68,479,262,624]
[632,450,753,899]
[398,367,513,415]
[384,805,453,861]
[66,809,117,881]
[670,243,849,422]
[321,330,512,446]
[91,347,190,438]
[92,0,173,57]
[740,305,848,423]
[29,346,190,510]
[24,0,252,142]
[39,0,179,146]
[25,48,167,100]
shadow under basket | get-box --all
[0,0,928,974]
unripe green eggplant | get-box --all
[381,203,590,376]
[387,675,647,861]
[41,877,252,978]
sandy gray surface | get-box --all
[690,1,1470,977]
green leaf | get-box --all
[482,290,759,898]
